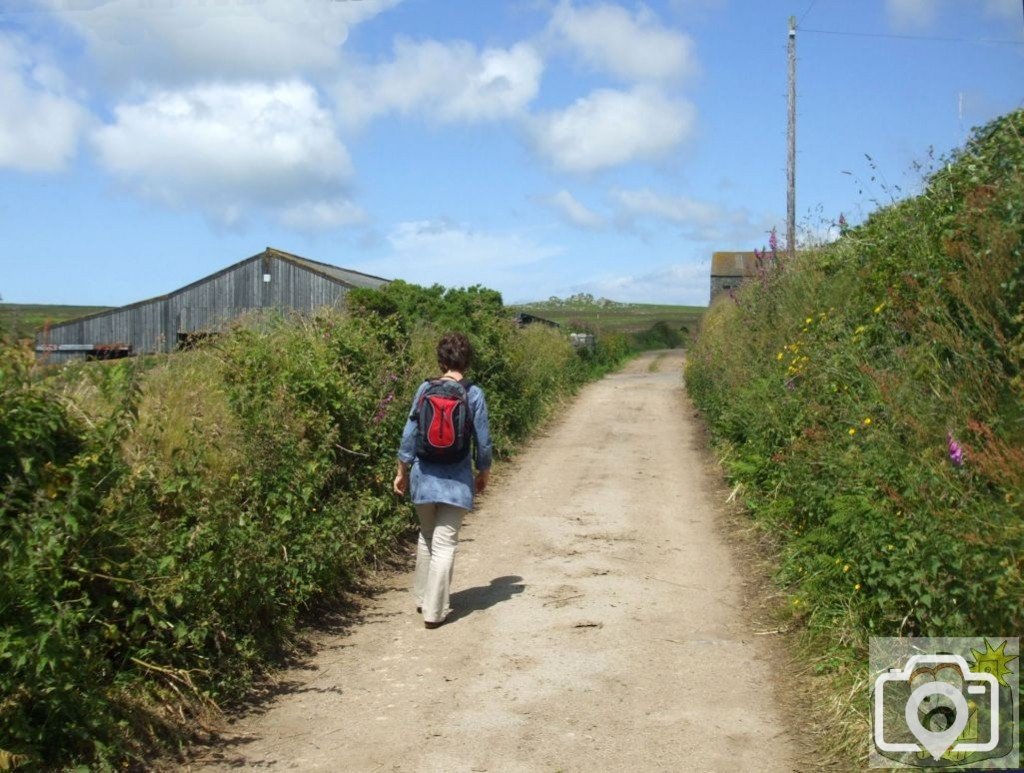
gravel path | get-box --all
[192,350,796,772]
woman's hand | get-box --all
[475,469,490,494]
[393,463,410,496]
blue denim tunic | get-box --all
[398,380,493,511]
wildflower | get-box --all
[805,317,813,325]
[848,427,857,436]
[843,564,850,573]
[776,352,784,361]
[838,213,848,231]
[946,432,965,467]
[854,325,866,335]
[769,227,779,254]
[854,583,861,591]
[863,418,872,426]
[873,302,885,314]
[373,392,396,424]
[793,598,801,606]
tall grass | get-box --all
[686,110,1023,761]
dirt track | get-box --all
[194,350,796,772]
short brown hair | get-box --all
[437,332,473,372]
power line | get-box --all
[797,0,819,29]
[799,27,1024,46]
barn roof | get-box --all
[710,251,760,277]
[266,247,389,289]
[42,248,389,330]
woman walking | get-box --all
[393,332,492,629]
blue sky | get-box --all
[0,0,1021,307]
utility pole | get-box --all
[787,15,796,261]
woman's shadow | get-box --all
[448,575,524,624]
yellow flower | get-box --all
[843,564,850,572]
[855,325,866,334]
[873,302,885,314]
[848,427,857,436]
[863,418,872,426]
[805,317,813,325]
[854,583,861,591]
[777,352,784,361]
[793,598,801,606]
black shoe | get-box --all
[424,618,447,629]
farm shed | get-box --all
[513,312,560,329]
[35,247,390,364]
[709,251,761,303]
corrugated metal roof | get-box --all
[267,247,389,289]
[711,251,759,277]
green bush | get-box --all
[687,109,1024,641]
[631,320,685,350]
[0,284,619,768]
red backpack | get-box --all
[414,378,474,464]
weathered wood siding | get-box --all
[268,257,349,312]
[35,250,385,363]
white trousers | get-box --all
[413,503,466,624]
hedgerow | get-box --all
[686,110,1023,759]
[0,283,627,768]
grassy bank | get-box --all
[0,304,114,342]
[686,110,1023,762]
[0,282,628,769]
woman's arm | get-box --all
[470,387,493,492]
[393,459,411,496]
[394,383,425,496]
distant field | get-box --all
[1,301,707,344]
[0,304,113,340]
[512,302,705,334]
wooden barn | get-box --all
[35,247,390,364]
[709,251,760,303]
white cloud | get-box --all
[0,35,88,172]
[570,262,710,306]
[983,0,1023,20]
[279,199,368,230]
[529,87,695,173]
[546,189,605,229]
[92,80,354,226]
[798,221,842,248]
[336,38,543,127]
[43,0,402,84]
[355,218,564,298]
[885,0,939,30]
[612,188,775,243]
[885,0,1020,28]
[549,1,697,83]
[386,219,561,266]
